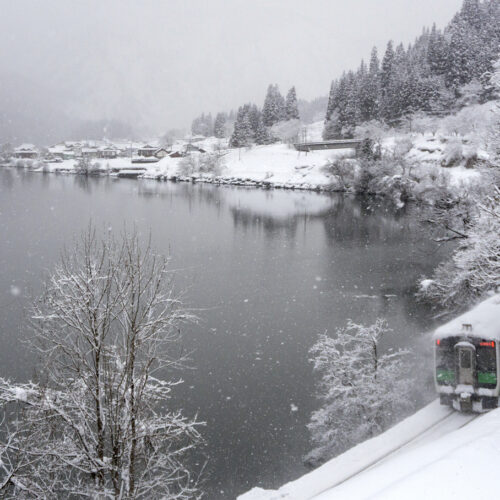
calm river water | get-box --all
[0,169,448,499]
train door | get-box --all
[457,344,475,385]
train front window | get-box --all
[477,346,497,387]
[436,346,455,385]
[477,347,496,371]
[460,350,471,369]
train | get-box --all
[434,294,500,413]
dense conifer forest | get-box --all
[191,0,500,145]
[323,0,500,138]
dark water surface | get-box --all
[0,169,448,498]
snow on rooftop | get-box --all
[433,293,500,341]
[15,143,37,151]
[48,144,67,153]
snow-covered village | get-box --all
[0,0,499,498]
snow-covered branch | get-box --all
[0,227,204,498]
[305,319,413,468]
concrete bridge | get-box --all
[293,139,363,153]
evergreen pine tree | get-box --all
[427,24,449,76]
[323,81,341,139]
[191,112,213,136]
[366,47,381,119]
[247,104,262,138]
[380,41,395,93]
[285,87,300,120]
[325,80,337,123]
[343,70,360,135]
[357,59,376,122]
[213,112,227,138]
[322,112,342,140]
[255,114,270,145]
[262,84,286,126]
[276,88,286,122]
[229,105,252,148]
[202,113,213,136]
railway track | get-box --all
[309,409,481,500]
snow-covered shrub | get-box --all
[199,152,225,175]
[412,167,453,203]
[305,319,413,468]
[74,157,102,175]
[178,154,198,176]
[325,154,416,204]
[270,119,301,144]
[440,103,493,140]
[322,158,356,190]
[354,120,388,144]
[178,152,225,177]
[463,146,479,169]
[488,57,500,161]
[411,112,440,136]
[379,174,416,207]
[393,137,413,158]
[441,138,463,167]
[354,158,401,195]
[456,79,483,108]
[418,187,500,313]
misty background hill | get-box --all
[0,0,463,146]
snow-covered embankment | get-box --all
[239,400,500,500]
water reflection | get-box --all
[1,168,14,188]
[0,170,449,500]
[228,189,335,242]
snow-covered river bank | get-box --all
[0,169,451,498]
[9,125,483,198]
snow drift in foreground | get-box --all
[240,400,498,500]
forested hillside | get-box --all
[323,0,500,139]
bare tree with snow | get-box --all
[418,186,500,313]
[305,319,413,468]
[0,227,204,499]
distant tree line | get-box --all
[189,1,500,147]
[190,85,300,147]
[191,111,237,138]
[229,85,300,147]
[323,0,500,139]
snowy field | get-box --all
[239,400,498,500]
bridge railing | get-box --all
[293,139,363,152]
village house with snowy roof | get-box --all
[14,144,38,159]
[98,145,120,159]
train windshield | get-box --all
[436,344,455,385]
[477,346,497,387]
[477,347,496,371]
[436,347,454,369]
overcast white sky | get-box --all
[0,0,463,134]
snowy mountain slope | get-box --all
[239,400,497,500]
